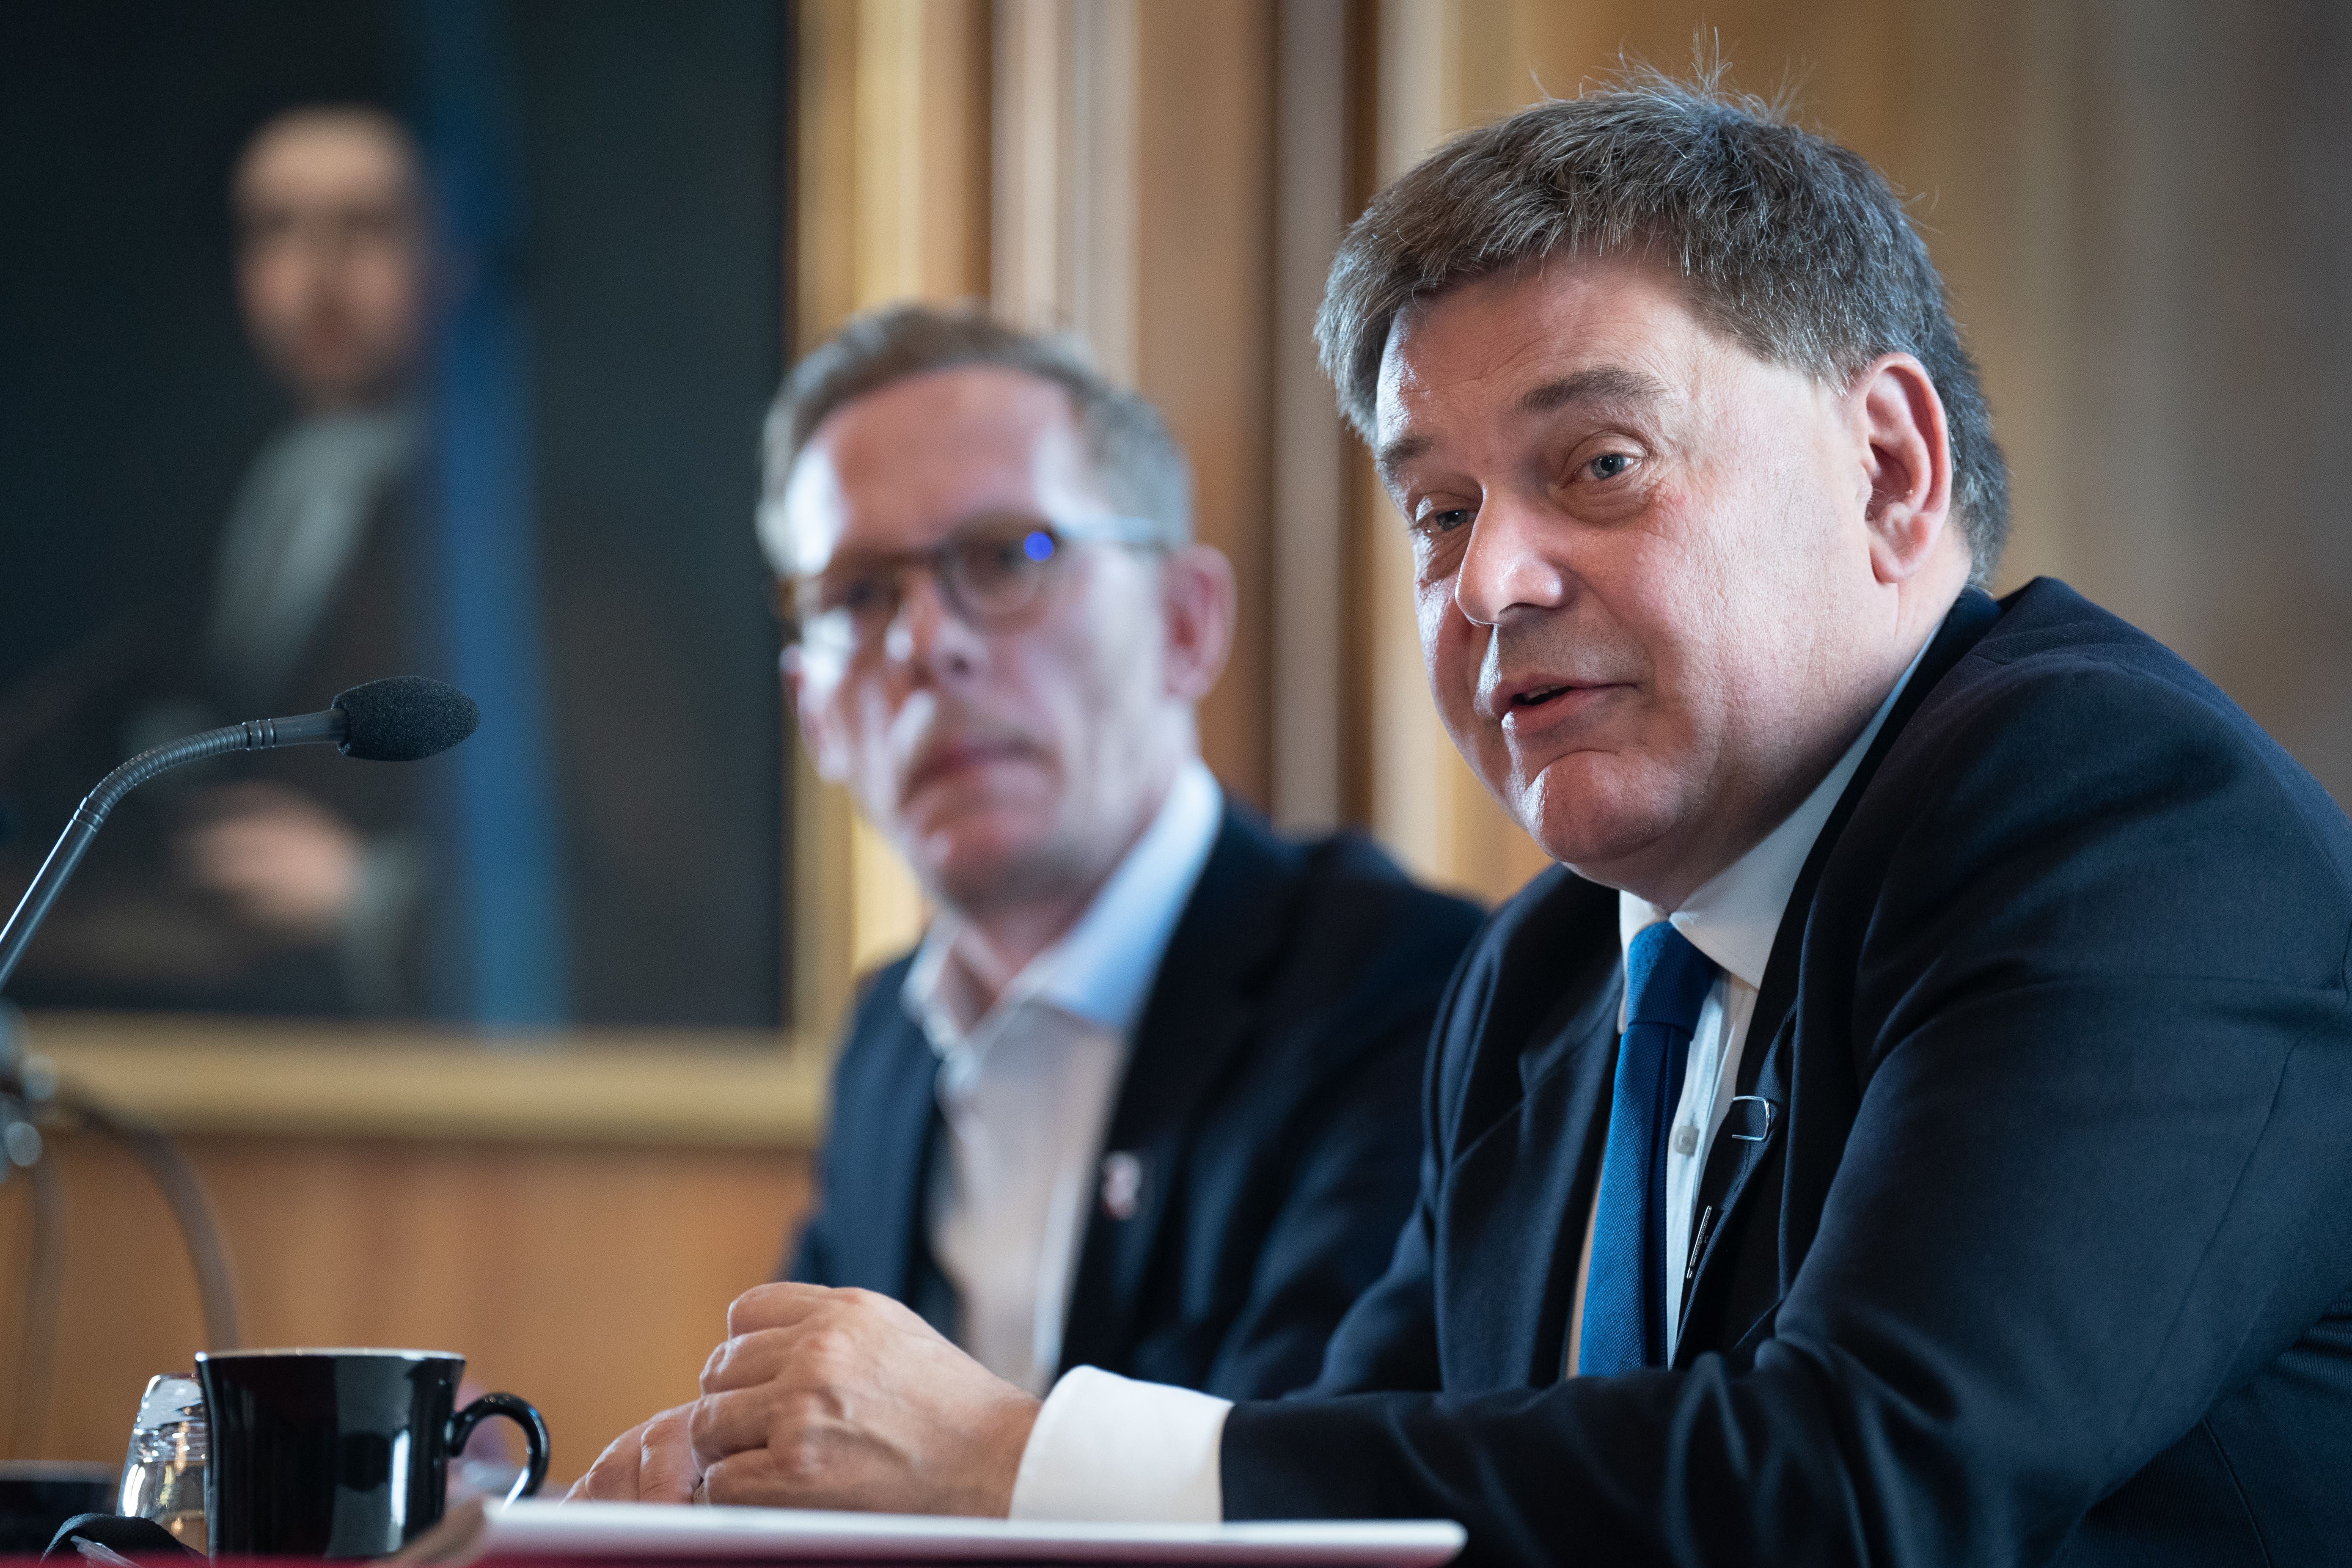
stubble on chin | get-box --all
[929,825,1100,918]
[1508,745,1681,879]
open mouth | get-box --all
[1496,680,1626,727]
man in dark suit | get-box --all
[743,306,1477,1407]
[795,810,1478,1400]
[577,83,2352,1563]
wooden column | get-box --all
[1269,0,1355,832]
[1133,0,1279,807]
[788,0,992,1034]
[993,0,1281,810]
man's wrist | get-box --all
[974,1392,1043,1516]
[1008,1367,1229,1523]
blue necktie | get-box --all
[1579,920,1717,1376]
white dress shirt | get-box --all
[1009,638,1934,1522]
[907,758,1222,1395]
[206,404,421,714]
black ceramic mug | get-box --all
[195,1348,549,1558]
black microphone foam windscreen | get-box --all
[332,677,482,761]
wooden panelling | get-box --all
[0,1130,814,1486]
[21,1016,826,1145]
[1268,0,1355,832]
[796,0,993,337]
[1133,0,1279,809]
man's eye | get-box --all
[965,536,1034,575]
[1422,506,1473,534]
[1587,452,1633,481]
[823,575,891,616]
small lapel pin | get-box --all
[1100,1150,1145,1220]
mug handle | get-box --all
[448,1392,552,1504]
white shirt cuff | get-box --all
[1007,1366,1230,1522]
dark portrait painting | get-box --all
[0,0,789,1029]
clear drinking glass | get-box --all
[117,1374,206,1551]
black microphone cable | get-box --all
[69,1095,242,1356]
[3,1009,242,1458]
[3,1104,65,1459]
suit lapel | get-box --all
[1054,808,1301,1378]
[1671,1013,1792,1365]
[1439,953,1622,1386]
[1677,588,2004,1356]
[834,1007,947,1305]
[1054,809,1298,1373]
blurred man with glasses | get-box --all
[746,305,1480,1409]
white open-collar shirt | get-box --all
[1007,638,1933,1521]
[905,757,1222,1395]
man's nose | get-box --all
[882,569,982,677]
[1452,494,1572,627]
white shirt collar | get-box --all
[1620,633,1937,987]
[904,757,1225,1049]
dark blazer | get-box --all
[1224,580,2352,1567]
[789,802,1485,1400]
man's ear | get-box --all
[1159,544,1236,704]
[1854,353,1956,584]
[781,646,852,784]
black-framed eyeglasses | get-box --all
[776,511,1172,662]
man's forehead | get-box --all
[1373,257,1708,458]
[773,365,1105,571]
[239,118,418,211]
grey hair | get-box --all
[1316,70,2009,583]
[758,303,1192,569]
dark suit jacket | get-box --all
[1224,580,2352,1567]
[789,802,1485,1400]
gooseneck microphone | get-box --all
[0,675,480,993]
